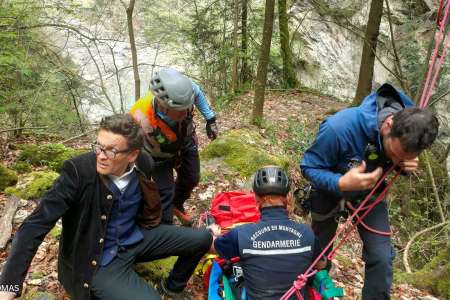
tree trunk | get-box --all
[278,0,298,88]
[231,0,240,92]
[125,0,140,101]
[241,0,250,84]
[251,0,276,126]
[353,0,383,105]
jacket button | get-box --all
[99,238,104,244]
[107,194,113,200]
[83,283,89,288]
[101,215,107,221]
[91,260,97,266]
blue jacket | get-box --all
[300,84,414,197]
[214,207,320,300]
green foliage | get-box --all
[12,161,32,174]
[18,143,87,171]
[5,171,59,199]
[283,118,316,157]
[201,128,289,178]
[390,150,449,269]
[0,0,88,137]
[397,20,450,99]
[0,164,18,191]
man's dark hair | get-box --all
[99,114,144,151]
[390,108,439,153]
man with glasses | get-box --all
[0,114,212,300]
[130,68,218,226]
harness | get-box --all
[130,93,195,158]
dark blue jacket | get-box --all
[300,84,413,197]
[215,207,321,300]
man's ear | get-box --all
[380,115,394,136]
[128,149,140,163]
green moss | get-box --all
[18,143,87,171]
[200,170,216,184]
[0,164,18,191]
[21,291,56,300]
[12,161,32,174]
[201,129,289,178]
[395,245,450,298]
[335,253,353,269]
[134,256,177,282]
[30,271,44,280]
[49,225,62,240]
[5,171,59,200]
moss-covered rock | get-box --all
[0,164,18,191]
[395,245,450,298]
[134,257,177,283]
[12,161,32,174]
[201,129,289,178]
[5,171,59,200]
[18,143,87,172]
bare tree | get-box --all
[251,0,275,125]
[278,0,298,88]
[231,0,240,92]
[121,0,141,101]
[241,0,250,84]
[353,0,383,105]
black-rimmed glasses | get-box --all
[91,143,130,159]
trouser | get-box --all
[151,140,200,224]
[310,192,395,300]
[90,225,212,300]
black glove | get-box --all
[206,117,218,140]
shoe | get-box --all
[173,207,193,227]
[157,279,193,300]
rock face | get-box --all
[291,0,450,177]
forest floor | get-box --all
[0,90,442,299]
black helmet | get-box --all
[252,166,290,196]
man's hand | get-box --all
[206,118,218,140]
[398,157,419,173]
[207,224,221,237]
[338,161,383,192]
[0,292,16,300]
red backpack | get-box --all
[210,191,260,229]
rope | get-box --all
[419,0,450,108]
[346,202,392,236]
[281,166,398,299]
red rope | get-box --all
[419,0,450,108]
[281,166,398,300]
[345,202,392,236]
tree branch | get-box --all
[403,220,450,273]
